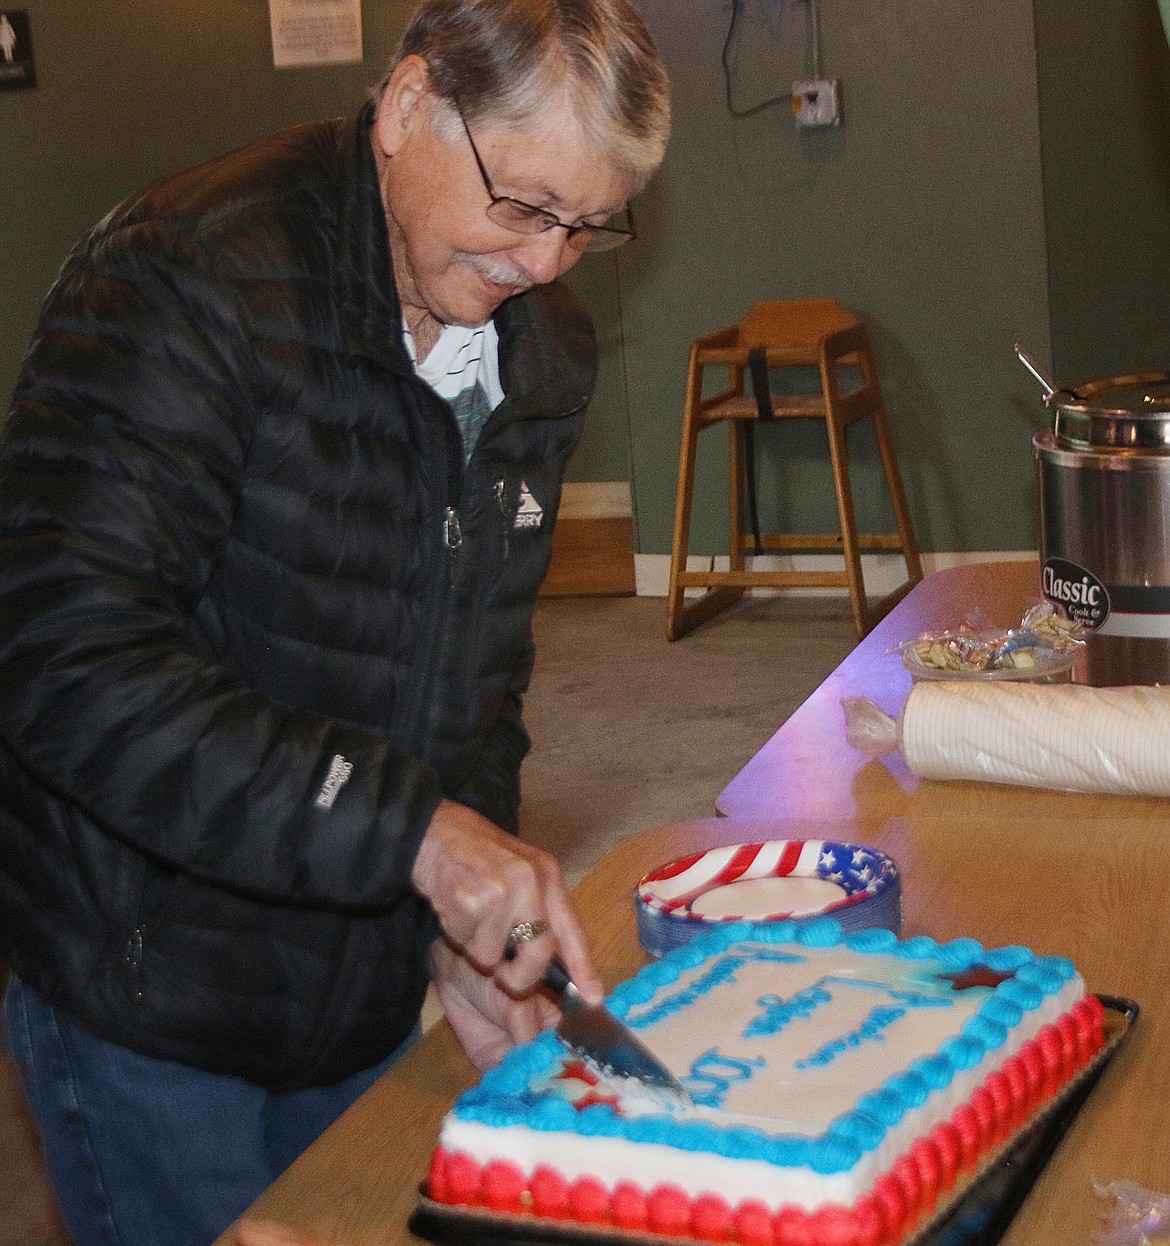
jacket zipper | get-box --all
[124,869,186,1003]
[125,926,146,1001]
[396,388,465,758]
[444,506,462,554]
[494,479,511,562]
[298,394,464,1079]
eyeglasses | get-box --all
[453,102,636,253]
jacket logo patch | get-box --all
[513,481,543,531]
[315,754,354,809]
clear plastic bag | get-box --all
[891,601,1084,679]
[841,696,901,757]
[1094,1179,1170,1244]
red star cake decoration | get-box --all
[575,1086,623,1111]
[553,1058,602,1087]
[550,1058,625,1113]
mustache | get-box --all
[458,253,535,291]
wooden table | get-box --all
[718,559,1170,829]
[218,563,1170,1246]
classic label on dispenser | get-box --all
[1043,557,1170,636]
[1042,558,1110,629]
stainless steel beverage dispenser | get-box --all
[1024,350,1170,686]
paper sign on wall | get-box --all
[269,0,363,69]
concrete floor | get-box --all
[0,593,858,1244]
[520,594,858,883]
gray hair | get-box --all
[380,0,670,191]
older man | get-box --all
[0,0,670,1242]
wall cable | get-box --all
[721,0,789,118]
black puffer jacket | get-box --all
[0,104,595,1089]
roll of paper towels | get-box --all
[898,681,1170,796]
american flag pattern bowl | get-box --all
[634,840,902,958]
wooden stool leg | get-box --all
[872,400,924,583]
[666,368,703,641]
[666,417,744,639]
[667,352,746,640]
[824,415,868,638]
[729,418,746,572]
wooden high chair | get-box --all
[666,299,923,640]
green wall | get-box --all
[617,0,1053,556]
[5,1,1170,556]
[1035,0,1170,380]
[1,0,403,358]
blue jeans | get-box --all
[3,975,417,1246]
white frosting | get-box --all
[689,876,847,919]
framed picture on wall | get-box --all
[0,10,34,90]
[0,10,35,90]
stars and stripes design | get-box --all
[635,840,902,958]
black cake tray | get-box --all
[410,995,1136,1246]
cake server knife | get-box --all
[537,953,693,1109]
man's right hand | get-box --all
[409,798,601,1004]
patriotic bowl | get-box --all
[634,839,902,959]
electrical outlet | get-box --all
[792,78,841,128]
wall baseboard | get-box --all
[541,481,636,597]
[544,484,1038,601]
[634,550,1038,598]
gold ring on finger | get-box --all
[507,920,549,946]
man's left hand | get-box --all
[430,936,560,1070]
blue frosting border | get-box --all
[451,918,1075,1176]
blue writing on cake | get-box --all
[793,983,952,1069]
[796,1004,906,1068]
[683,1048,766,1108]
[745,986,832,1038]
[628,948,804,1029]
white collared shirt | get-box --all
[403,319,504,461]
